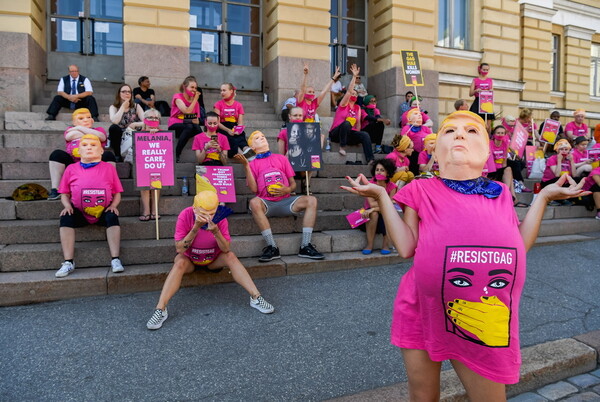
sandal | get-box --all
[139,215,151,221]
[338,149,346,156]
[362,249,372,255]
[513,202,529,208]
[150,214,161,220]
[380,249,392,255]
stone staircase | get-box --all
[1,85,599,306]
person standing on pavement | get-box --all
[46,64,99,121]
[146,191,274,330]
[343,110,589,400]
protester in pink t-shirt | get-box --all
[542,139,575,186]
[277,107,304,155]
[213,83,250,158]
[571,136,593,177]
[517,108,539,146]
[192,112,230,166]
[402,108,433,174]
[55,135,124,279]
[565,109,590,143]
[469,63,494,132]
[581,167,600,220]
[296,63,341,122]
[399,103,432,128]
[342,111,588,399]
[361,95,391,154]
[168,76,204,162]
[488,126,521,206]
[145,191,275,330]
[328,64,374,164]
[386,134,415,187]
[418,133,439,175]
[235,131,325,262]
[358,159,398,255]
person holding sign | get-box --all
[329,64,374,164]
[55,134,125,278]
[565,109,590,143]
[517,109,538,146]
[168,76,203,162]
[234,131,325,262]
[146,191,275,330]
[48,108,116,200]
[538,111,564,142]
[297,63,341,122]
[342,110,589,400]
[469,63,494,133]
[214,83,251,159]
[192,111,230,166]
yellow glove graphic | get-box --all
[345,117,357,126]
[150,180,162,189]
[480,102,493,113]
[84,205,105,218]
[446,295,510,347]
[72,147,80,158]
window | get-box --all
[591,43,600,97]
[330,0,367,76]
[438,0,470,50]
[551,35,560,92]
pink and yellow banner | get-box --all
[509,121,528,158]
[539,119,560,145]
[478,91,494,114]
[134,131,175,189]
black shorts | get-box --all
[59,208,120,228]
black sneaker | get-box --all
[47,188,60,200]
[259,245,280,262]
[45,115,56,121]
[298,243,325,260]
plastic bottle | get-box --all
[325,138,331,152]
[182,177,189,196]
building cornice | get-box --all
[434,47,482,61]
[520,3,557,22]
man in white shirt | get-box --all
[330,76,343,108]
[46,64,98,121]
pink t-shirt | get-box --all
[400,107,431,127]
[565,121,589,138]
[392,178,525,384]
[63,127,107,161]
[582,167,600,191]
[249,153,295,202]
[169,93,201,127]
[361,106,381,129]
[277,128,288,154]
[473,77,493,96]
[58,161,124,224]
[490,139,509,169]
[386,149,410,169]
[297,99,320,122]
[542,154,572,182]
[174,206,231,266]
[418,150,439,172]
[330,104,362,131]
[364,179,397,209]
[214,100,244,124]
[401,125,432,153]
[191,132,230,162]
[572,148,588,164]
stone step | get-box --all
[0,250,402,306]
[0,228,378,272]
[25,109,278,122]
[538,217,600,237]
[0,211,355,245]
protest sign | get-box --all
[539,119,560,145]
[478,91,494,114]
[287,122,322,172]
[346,209,369,229]
[133,131,175,189]
[401,50,424,87]
[195,165,236,203]
[509,121,528,158]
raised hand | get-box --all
[540,174,590,202]
[333,66,341,80]
[341,173,386,200]
[349,63,360,77]
[303,62,309,75]
[233,153,249,166]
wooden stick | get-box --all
[154,189,159,240]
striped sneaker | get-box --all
[146,308,168,330]
[250,296,274,314]
[55,261,75,278]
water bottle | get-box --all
[182,177,189,196]
[325,138,331,152]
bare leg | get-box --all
[401,348,442,402]
[140,190,150,216]
[209,251,260,297]
[502,168,516,201]
[576,164,592,177]
[60,227,75,260]
[292,195,318,228]
[381,234,389,251]
[594,192,600,209]
[156,254,195,310]
[364,211,378,250]
[249,197,271,231]
[49,161,66,189]
[106,226,121,258]
[450,359,506,401]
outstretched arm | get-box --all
[339,64,360,108]
[297,62,309,103]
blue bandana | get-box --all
[441,177,503,199]
[255,151,272,160]
[410,125,421,133]
[80,161,100,169]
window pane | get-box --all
[50,18,82,53]
[592,43,600,58]
[51,0,84,17]
[230,35,260,66]
[437,0,449,47]
[90,0,123,20]
[229,0,260,4]
[452,0,468,49]
[341,0,365,19]
[190,30,219,63]
[190,0,222,30]
[346,47,365,72]
[342,19,365,47]
[227,5,259,35]
[331,0,338,17]
[93,21,123,55]
[330,18,338,43]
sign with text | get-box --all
[287,122,323,172]
[478,90,494,114]
[195,165,236,203]
[401,50,424,86]
[133,131,175,190]
[509,121,528,158]
[539,119,560,145]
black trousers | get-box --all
[46,95,99,118]
[363,121,385,146]
[169,123,202,159]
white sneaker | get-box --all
[111,258,124,273]
[250,296,275,314]
[146,308,168,330]
[55,261,75,278]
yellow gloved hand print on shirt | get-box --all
[446,295,510,347]
[84,205,105,218]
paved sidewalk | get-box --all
[510,367,600,401]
